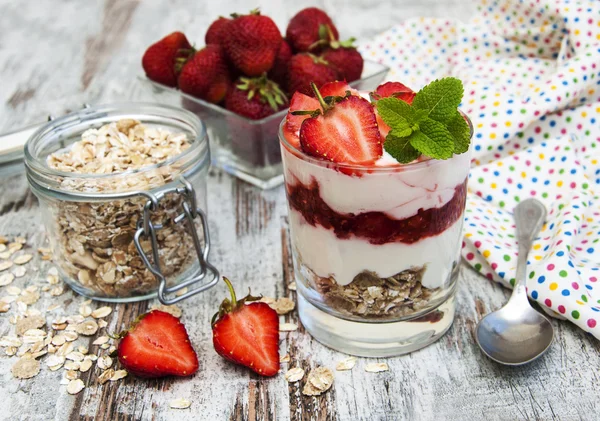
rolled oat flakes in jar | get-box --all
[25,104,218,303]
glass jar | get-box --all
[25,103,219,304]
[280,117,472,357]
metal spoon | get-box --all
[475,198,554,365]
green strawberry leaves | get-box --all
[375,77,471,163]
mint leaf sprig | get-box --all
[375,77,470,164]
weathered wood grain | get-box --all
[1,1,600,420]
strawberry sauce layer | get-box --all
[287,178,467,245]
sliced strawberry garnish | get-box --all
[376,111,391,139]
[373,81,416,104]
[284,91,321,149]
[117,310,199,378]
[212,277,279,377]
[318,81,359,98]
[300,93,383,165]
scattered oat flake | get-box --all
[284,367,305,383]
[16,315,46,335]
[259,296,276,305]
[65,370,78,380]
[67,379,85,395]
[93,336,110,346]
[288,282,297,291]
[76,320,99,336]
[336,357,357,371]
[0,261,12,272]
[280,354,290,363]
[111,370,128,381]
[98,319,108,328]
[79,359,93,372]
[11,358,41,379]
[91,306,112,318]
[66,351,85,362]
[308,366,334,391]
[175,287,188,297]
[47,355,66,370]
[150,303,182,318]
[64,361,80,371]
[0,336,22,347]
[63,331,78,342]
[0,273,14,286]
[7,286,20,295]
[79,305,92,317]
[98,369,115,384]
[5,346,17,356]
[0,302,9,313]
[13,266,26,278]
[97,355,113,370]
[13,254,33,265]
[270,297,295,315]
[279,323,298,332]
[14,237,27,245]
[19,291,40,305]
[364,363,389,373]
[169,398,192,409]
[50,285,64,296]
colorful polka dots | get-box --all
[361,2,600,338]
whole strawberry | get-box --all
[321,46,363,82]
[142,31,193,87]
[178,45,231,104]
[268,40,293,88]
[116,310,199,378]
[288,53,339,95]
[205,17,231,45]
[225,75,288,120]
[222,10,282,77]
[286,7,339,52]
[212,277,279,377]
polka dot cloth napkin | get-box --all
[359,0,600,338]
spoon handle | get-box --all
[511,199,547,302]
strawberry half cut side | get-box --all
[299,83,383,165]
[116,310,199,378]
[212,277,280,377]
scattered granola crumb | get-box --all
[280,354,290,363]
[284,367,305,383]
[11,358,41,379]
[67,379,85,395]
[336,357,357,371]
[303,367,334,396]
[16,315,46,335]
[288,282,297,291]
[279,323,298,332]
[169,398,192,409]
[364,362,389,373]
[259,297,276,305]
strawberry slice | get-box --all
[373,81,416,103]
[117,310,199,378]
[318,81,359,98]
[284,91,321,148]
[300,89,383,165]
[212,277,279,377]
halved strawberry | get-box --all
[318,80,359,97]
[212,277,279,377]
[117,310,199,378]
[299,85,382,164]
[372,81,416,103]
[284,91,321,149]
[371,82,416,139]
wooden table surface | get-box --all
[1,1,600,420]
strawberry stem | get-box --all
[311,83,329,110]
[222,277,237,304]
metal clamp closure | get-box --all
[133,176,219,304]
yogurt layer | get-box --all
[289,209,463,288]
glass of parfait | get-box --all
[279,79,472,357]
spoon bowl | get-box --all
[476,301,554,365]
[475,198,555,365]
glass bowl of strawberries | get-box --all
[140,7,389,189]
